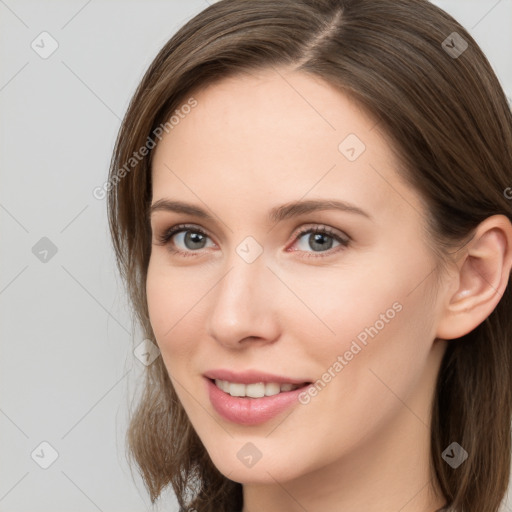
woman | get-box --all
[107,0,512,510]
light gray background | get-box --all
[0,1,511,511]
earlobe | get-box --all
[436,215,512,340]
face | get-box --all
[147,67,447,484]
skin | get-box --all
[146,67,512,512]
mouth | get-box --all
[209,378,311,398]
[204,376,313,425]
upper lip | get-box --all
[203,369,311,385]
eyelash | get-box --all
[155,223,350,259]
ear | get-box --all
[436,214,512,340]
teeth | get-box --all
[214,379,302,398]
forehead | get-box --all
[170,68,380,154]
[151,67,425,224]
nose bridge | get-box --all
[206,243,278,346]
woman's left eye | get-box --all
[155,224,349,258]
[291,227,349,256]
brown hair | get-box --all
[107,1,512,510]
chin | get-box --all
[207,447,306,485]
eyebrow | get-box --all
[149,198,372,223]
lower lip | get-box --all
[206,378,308,426]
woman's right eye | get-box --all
[156,224,216,256]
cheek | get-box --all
[300,252,438,422]
[145,260,202,365]
[296,242,436,378]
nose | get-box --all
[206,250,281,349]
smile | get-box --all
[213,379,306,398]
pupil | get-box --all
[310,233,333,251]
[186,232,206,249]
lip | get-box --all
[203,369,310,385]
[205,376,311,426]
